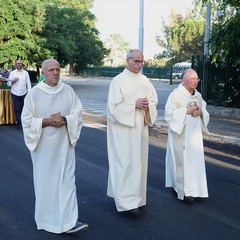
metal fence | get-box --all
[84,61,240,108]
[194,57,240,108]
[83,66,173,80]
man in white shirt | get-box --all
[8,60,31,129]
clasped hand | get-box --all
[50,112,65,127]
[186,103,203,117]
[136,98,149,110]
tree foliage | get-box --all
[155,10,205,65]
[0,0,45,67]
[104,34,129,66]
[194,0,240,65]
[157,0,240,66]
[42,4,108,73]
[0,0,108,72]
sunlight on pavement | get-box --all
[83,123,106,129]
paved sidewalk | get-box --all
[155,115,240,146]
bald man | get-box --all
[21,59,88,234]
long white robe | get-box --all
[21,81,82,233]
[165,83,209,200]
[107,68,158,212]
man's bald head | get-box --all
[41,59,60,87]
[42,59,60,72]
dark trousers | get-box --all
[11,93,26,127]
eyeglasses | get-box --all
[129,58,144,65]
[184,76,200,82]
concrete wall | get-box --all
[207,105,240,120]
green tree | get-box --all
[44,0,109,73]
[155,10,205,65]
[0,0,47,68]
[42,5,108,74]
[104,34,130,66]
[0,0,108,74]
[195,0,240,65]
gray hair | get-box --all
[182,68,196,78]
[126,49,143,59]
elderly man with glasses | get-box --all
[106,49,158,216]
[165,68,210,203]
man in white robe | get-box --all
[107,49,158,215]
[165,68,209,203]
[21,59,88,234]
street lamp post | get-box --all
[204,2,211,57]
[138,0,144,53]
[202,2,211,100]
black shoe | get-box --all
[128,208,141,216]
[66,222,88,234]
[184,196,195,203]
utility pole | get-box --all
[138,0,144,74]
[202,2,211,100]
[204,2,211,56]
[138,0,144,53]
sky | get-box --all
[91,0,194,59]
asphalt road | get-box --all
[0,78,239,239]
[63,78,177,115]
[0,114,239,240]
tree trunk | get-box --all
[69,64,74,76]
[36,66,40,77]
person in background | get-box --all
[38,74,45,83]
[165,68,209,203]
[107,49,158,216]
[2,67,12,78]
[21,59,88,234]
[0,79,4,87]
[7,60,31,129]
[0,76,5,86]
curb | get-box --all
[83,112,240,146]
[203,133,240,146]
[154,120,240,146]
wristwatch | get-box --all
[63,116,67,124]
